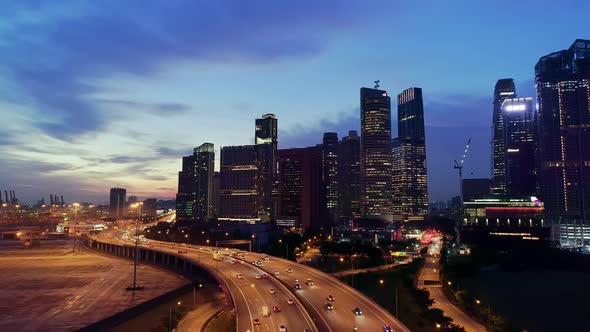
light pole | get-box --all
[127,202,144,291]
[72,203,80,252]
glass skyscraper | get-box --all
[339,130,361,220]
[176,143,215,222]
[393,87,429,220]
[321,132,339,226]
[360,87,393,219]
[535,39,590,232]
[491,79,517,195]
[255,114,278,220]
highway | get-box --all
[94,220,409,332]
[95,234,316,332]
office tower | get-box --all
[143,198,157,217]
[127,196,138,204]
[109,187,126,218]
[535,39,590,226]
[339,130,361,220]
[502,98,536,196]
[360,86,393,219]
[393,87,429,220]
[255,114,278,220]
[176,143,215,222]
[461,179,492,201]
[492,79,517,194]
[220,145,259,220]
[277,147,322,231]
[321,132,339,226]
[212,171,220,217]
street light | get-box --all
[126,202,144,291]
[72,203,80,252]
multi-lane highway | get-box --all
[93,224,409,332]
[95,235,316,332]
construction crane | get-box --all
[454,137,472,187]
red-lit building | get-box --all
[463,197,545,227]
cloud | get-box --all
[0,1,387,141]
[158,147,192,157]
[94,99,192,116]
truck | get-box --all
[213,253,222,261]
[262,306,270,317]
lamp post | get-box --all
[72,203,80,252]
[126,202,143,291]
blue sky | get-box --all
[0,0,588,204]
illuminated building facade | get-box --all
[219,145,259,220]
[535,39,590,237]
[491,79,516,194]
[255,114,278,220]
[176,143,215,222]
[322,132,339,226]
[109,187,126,219]
[392,87,428,221]
[360,87,393,219]
[501,98,536,196]
[277,147,322,231]
[338,130,361,220]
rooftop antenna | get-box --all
[374,80,380,89]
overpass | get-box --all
[89,232,410,332]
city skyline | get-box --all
[0,1,589,204]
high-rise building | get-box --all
[392,88,429,221]
[109,187,126,218]
[535,39,590,233]
[176,143,215,222]
[360,86,393,219]
[255,114,278,220]
[492,79,517,194]
[143,198,158,217]
[502,98,536,196]
[277,147,322,231]
[322,132,339,226]
[220,145,259,220]
[339,130,361,220]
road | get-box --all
[243,252,410,332]
[177,299,224,332]
[420,241,485,332]
[96,222,409,332]
[96,235,316,332]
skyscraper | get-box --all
[277,146,322,231]
[502,97,536,196]
[255,114,278,220]
[535,39,590,229]
[339,130,361,220]
[109,187,126,218]
[393,87,429,220]
[322,132,339,226]
[360,86,393,219]
[492,79,517,195]
[176,143,215,222]
[220,145,259,220]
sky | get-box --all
[0,0,588,205]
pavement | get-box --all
[177,299,225,332]
[0,240,188,332]
[330,262,401,277]
[419,241,486,332]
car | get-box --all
[305,279,314,285]
[327,295,335,301]
[237,274,243,279]
[261,274,269,279]
[253,318,260,325]
[325,303,334,310]
[264,256,270,260]
[287,299,294,305]
[384,325,393,332]
[269,289,276,294]
[274,270,280,275]
[279,325,287,332]
[255,275,261,279]
[286,268,292,273]
[177,250,187,254]
[294,283,302,290]
[353,308,362,315]
[273,306,281,312]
